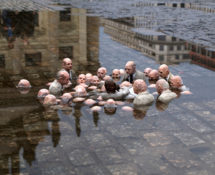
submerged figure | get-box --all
[122,61,146,83]
[170,75,192,96]
[158,64,174,83]
[49,70,69,96]
[99,80,127,100]
[156,79,177,103]
[37,89,49,103]
[61,58,76,84]
[16,79,31,94]
[43,94,57,106]
[133,79,154,106]
[104,99,117,115]
[97,67,107,81]
[144,67,152,77]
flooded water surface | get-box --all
[1,1,215,175]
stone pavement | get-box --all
[3,27,213,175]
[17,98,215,175]
[0,1,215,174]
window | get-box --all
[158,35,166,41]
[191,45,196,52]
[169,45,174,51]
[59,46,73,60]
[159,55,164,61]
[175,55,179,60]
[201,48,206,55]
[181,3,185,8]
[183,54,189,59]
[25,53,41,66]
[172,37,176,41]
[159,45,164,51]
[34,12,39,26]
[60,9,71,21]
[212,51,215,59]
[173,3,177,7]
[0,55,5,68]
[177,45,181,50]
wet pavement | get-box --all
[0,1,215,175]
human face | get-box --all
[97,70,105,79]
[78,75,86,84]
[159,67,168,78]
[63,60,72,71]
[112,70,120,78]
[60,75,69,85]
[125,64,134,75]
[92,77,100,85]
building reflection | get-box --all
[187,43,215,71]
[0,8,100,88]
[102,17,190,64]
[0,107,59,174]
[0,8,101,173]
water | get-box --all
[0,1,215,175]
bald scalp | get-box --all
[133,79,147,94]
[159,64,169,78]
[57,70,69,80]
[125,61,136,67]
[156,79,169,94]
[171,75,183,88]
[62,58,72,64]
[148,69,159,80]
[125,61,136,75]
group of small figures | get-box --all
[16,58,191,116]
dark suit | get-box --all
[122,70,146,83]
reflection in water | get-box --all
[102,17,215,71]
[103,17,190,64]
[0,8,100,88]
[73,103,83,137]
[155,98,169,111]
[1,10,37,49]
[92,111,99,127]
[0,4,214,175]
[133,104,151,120]
[0,107,60,173]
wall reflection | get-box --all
[0,8,101,173]
[102,17,190,64]
[0,107,61,174]
[0,8,100,88]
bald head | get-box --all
[17,79,31,88]
[74,85,87,96]
[43,94,57,106]
[170,75,183,89]
[125,61,136,75]
[97,67,107,80]
[85,73,93,84]
[120,81,132,88]
[37,89,49,99]
[62,58,72,71]
[57,70,69,85]
[148,69,159,81]
[112,69,120,78]
[91,75,100,85]
[77,74,86,84]
[133,79,147,94]
[61,93,72,104]
[144,68,152,77]
[158,64,169,78]
[156,79,169,94]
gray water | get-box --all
[0,1,215,175]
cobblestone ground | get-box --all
[3,27,213,175]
